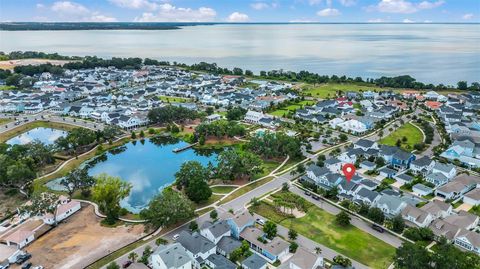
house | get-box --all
[435,174,480,200]
[225,210,255,239]
[205,254,237,269]
[286,247,324,269]
[431,163,457,180]
[375,194,407,216]
[426,172,449,187]
[205,114,222,123]
[360,161,376,171]
[42,198,81,225]
[216,236,241,258]
[241,253,267,269]
[2,229,35,249]
[412,184,433,196]
[325,158,342,173]
[394,173,414,185]
[240,227,290,263]
[444,210,479,230]
[200,220,231,244]
[176,231,216,268]
[337,119,370,134]
[401,204,433,228]
[150,243,193,269]
[440,139,480,168]
[421,200,452,220]
[454,229,480,254]
[425,101,442,110]
[304,164,342,189]
[353,187,380,206]
[354,139,378,151]
[429,219,461,241]
[463,188,480,206]
[391,149,416,170]
[410,156,435,176]
[378,167,397,178]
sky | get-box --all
[0,0,479,23]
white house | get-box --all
[431,163,457,180]
[42,198,81,225]
[401,204,433,228]
[463,188,480,206]
[200,220,231,245]
[150,243,193,269]
[454,229,480,254]
[177,231,216,268]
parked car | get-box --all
[16,253,32,264]
[33,266,44,269]
[122,260,132,268]
[304,191,311,196]
[372,224,384,233]
[312,194,320,200]
[21,263,32,269]
[172,234,180,241]
[0,262,9,269]
[256,218,265,225]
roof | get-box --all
[411,156,433,167]
[401,204,431,224]
[217,236,242,255]
[176,231,215,255]
[360,161,376,167]
[207,254,237,269]
[3,229,34,244]
[429,219,460,240]
[307,165,330,178]
[242,253,267,269]
[355,139,375,148]
[152,243,192,269]
[378,167,397,175]
[377,194,405,212]
[444,211,479,229]
[420,200,451,215]
[456,229,480,248]
[393,149,413,161]
[203,220,231,238]
[288,247,322,269]
[465,188,480,201]
[395,173,414,183]
[356,187,380,202]
[412,183,433,193]
[240,227,289,256]
[228,210,254,228]
[380,145,398,155]
[433,162,455,173]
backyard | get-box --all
[379,122,424,151]
[301,83,393,99]
[252,196,396,269]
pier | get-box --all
[172,142,198,153]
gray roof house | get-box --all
[217,236,242,258]
[353,187,380,205]
[375,194,407,216]
[242,253,268,269]
[283,247,325,269]
[176,231,216,267]
[205,254,237,269]
[150,243,192,269]
[200,220,231,244]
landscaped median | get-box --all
[379,122,424,151]
[251,192,396,269]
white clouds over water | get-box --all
[134,4,216,22]
[51,1,117,22]
[317,8,341,16]
[227,12,250,22]
[367,0,445,14]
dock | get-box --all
[172,142,198,153]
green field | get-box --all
[158,96,191,103]
[210,185,237,194]
[253,200,396,269]
[379,123,424,151]
[302,83,393,99]
[269,100,316,117]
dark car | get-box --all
[21,263,32,269]
[372,224,384,233]
[304,190,311,196]
[16,253,32,264]
[312,194,320,200]
[122,260,133,268]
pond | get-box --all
[6,127,67,145]
[47,136,219,213]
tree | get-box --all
[91,174,132,224]
[139,130,145,138]
[128,252,138,262]
[175,161,209,189]
[333,255,352,267]
[131,131,136,139]
[282,182,290,192]
[60,168,95,197]
[394,243,431,269]
[189,221,198,231]
[106,262,120,269]
[335,211,351,226]
[20,192,59,224]
[226,107,247,121]
[205,107,214,115]
[185,175,212,203]
[457,81,468,91]
[216,150,263,181]
[392,214,405,233]
[288,229,298,240]
[403,227,434,242]
[314,247,322,254]
[367,207,385,224]
[289,241,298,253]
[210,209,218,220]
[140,188,195,228]
[263,221,277,239]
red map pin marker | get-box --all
[342,163,356,182]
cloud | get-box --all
[462,13,474,20]
[251,2,270,10]
[227,12,250,22]
[308,0,323,5]
[317,8,341,16]
[134,3,216,22]
[108,0,159,10]
[368,18,386,22]
[339,0,356,7]
[367,0,444,14]
[51,1,117,22]
[403,18,415,23]
[36,3,45,9]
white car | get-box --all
[256,218,266,225]
[33,266,44,269]
[172,234,180,241]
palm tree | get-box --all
[315,246,322,255]
[128,252,138,262]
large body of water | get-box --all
[47,137,218,213]
[1,24,479,85]
[6,127,67,145]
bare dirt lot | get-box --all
[0,59,72,70]
[24,204,145,269]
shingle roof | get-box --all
[207,254,237,269]
[411,156,433,167]
[204,220,230,238]
[152,243,191,268]
[176,231,215,255]
[355,139,375,148]
[242,253,267,269]
[217,236,241,256]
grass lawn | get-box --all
[379,122,424,151]
[218,176,274,205]
[382,178,396,185]
[0,118,12,125]
[302,83,393,99]
[195,194,223,209]
[252,201,395,269]
[269,100,316,117]
[0,85,15,91]
[158,95,191,103]
[210,185,238,194]
[452,201,463,209]
[469,205,480,217]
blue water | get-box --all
[6,127,67,145]
[48,137,218,213]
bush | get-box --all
[403,227,434,242]
[289,242,298,253]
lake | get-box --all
[6,127,67,145]
[1,24,478,85]
[47,136,218,213]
